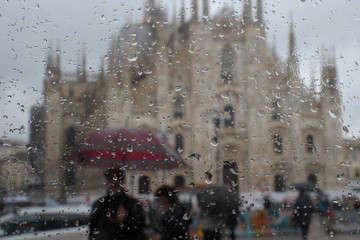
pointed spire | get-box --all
[99,57,105,83]
[256,0,263,25]
[82,47,87,75]
[243,0,252,27]
[172,1,177,25]
[310,63,316,91]
[55,41,61,70]
[46,42,54,77]
[289,15,296,60]
[78,46,87,82]
[143,0,154,23]
[191,0,198,22]
[109,36,118,72]
[203,0,209,18]
[180,0,185,24]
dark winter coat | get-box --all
[89,191,147,240]
[292,192,314,227]
[151,202,191,240]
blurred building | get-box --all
[0,141,31,198]
[42,0,352,198]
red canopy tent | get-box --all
[68,128,184,170]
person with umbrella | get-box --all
[292,187,314,240]
[89,165,147,240]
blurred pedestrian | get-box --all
[89,166,147,240]
[197,185,239,240]
[292,189,314,240]
[150,185,191,240]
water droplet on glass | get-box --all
[177,147,183,153]
[174,86,182,92]
[205,171,213,184]
[147,133,152,141]
[127,144,133,153]
[75,220,79,226]
[107,138,113,144]
[343,126,349,133]
[210,137,219,147]
[337,172,345,180]
[182,212,190,220]
[257,110,264,117]
[128,55,138,62]
[328,110,337,119]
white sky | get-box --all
[1,0,360,143]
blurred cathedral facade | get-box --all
[39,0,357,198]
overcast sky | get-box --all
[1,0,360,143]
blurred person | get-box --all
[150,185,191,240]
[89,166,147,240]
[197,185,238,240]
[292,189,314,240]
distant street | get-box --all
[236,215,360,240]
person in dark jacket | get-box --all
[89,166,147,240]
[292,189,314,240]
[150,185,191,240]
[197,185,239,240]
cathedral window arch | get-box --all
[139,176,150,194]
[272,99,281,120]
[173,96,183,119]
[273,134,282,154]
[306,135,314,153]
[220,45,236,83]
[175,134,183,153]
[224,105,235,128]
[174,175,185,187]
[274,174,285,192]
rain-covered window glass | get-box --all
[273,134,282,153]
[3,0,360,239]
[224,105,234,128]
